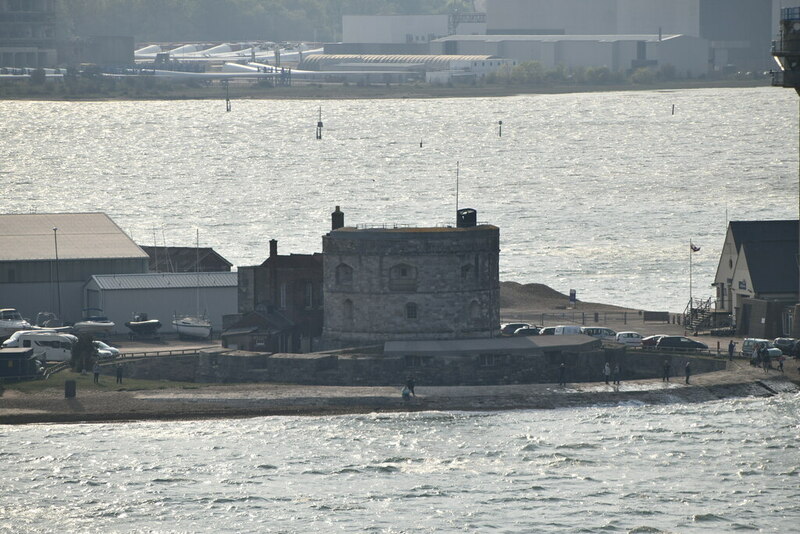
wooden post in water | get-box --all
[316,106,323,140]
[498,120,503,136]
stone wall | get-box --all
[111,348,727,387]
[322,225,500,347]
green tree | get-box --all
[630,67,655,84]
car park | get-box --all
[501,323,530,336]
[513,326,540,336]
[615,331,643,347]
[581,327,617,340]
[656,336,708,351]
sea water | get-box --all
[1,87,797,312]
[0,394,798,533]
[2,88,799,532]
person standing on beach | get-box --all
[685,361,691,384]
[558,362,566,386]
[612,364,620,385]
[92,362,101,384]
[662,360,670,382]
[603,362,611,384]
[405,376,415,397]
[116,364,123,384]
[728,340,736,361]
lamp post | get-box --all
[53,227,61,320]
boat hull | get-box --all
[172,318,212,339]
[125,319,162,336]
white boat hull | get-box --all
[172,318,212,339]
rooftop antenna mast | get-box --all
[455,161,460,215]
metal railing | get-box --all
[116,347,212,360]
[517,310,676,327]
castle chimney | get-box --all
[331,205,344,230]
[269,239,278,257]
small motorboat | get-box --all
[72,316,115,335]
[125,313,162,337]
[172,315,212,340]
[0,308,32,338]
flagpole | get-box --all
[689,240,693,312]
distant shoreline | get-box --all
[0,78,770,102]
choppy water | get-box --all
[1,87,797,312]
[1,395,798,533]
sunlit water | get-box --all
[1,395,798,533]
[1,87,797,312]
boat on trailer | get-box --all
[125,313,162,337]
[172,315,212,340]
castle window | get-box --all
[305,282,313,309]
[469,300,481,322]
[461,264,472,279]
[389,263,417,292]
[406,302,417,319]
[336,263,353,285]
[343,299,354,323]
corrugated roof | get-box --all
[90,271,238,291]
[742,240,799,294]
[301,54,496,70]
[0,212,148,262]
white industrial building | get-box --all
[0,213,148,323]
[84,272,237,336]
[431,33,709,77]
[484,0,780,71]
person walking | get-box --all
[603,362,611,384]
[558,362,566,386]
[92,362,101,384]
[115,364,123,384]
[685,361,691,384]
[662,360,670,382]
[728,340,736,361]
[778,355,785,373]
[612,363,621,385]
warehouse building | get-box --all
[0,212,148,323]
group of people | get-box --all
[602,362,621,385]
[661,359,691,384]
[92,362,124,385]
[750,342,785,373]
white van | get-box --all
[2,329,68,348]
[553,325,583,335]
[17,332,75,362]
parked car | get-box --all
[581,327,617,340]
[539,326,556,335]
[93,340,120,360]
[513,326,540,336]
[656,336,708,351]
[615,331,643,347]
[741,338,771,358]
[553,325,582,335]
[501,322,530,336]
[641,335,665,348]
[772,337,797,356]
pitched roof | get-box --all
[140,246,233,272]
[729,220,798,252]
[89,271,237,291]
[741,240,799,294]
[0,212,147,262]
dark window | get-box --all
[336,264,353,285]
[406,302,417,319]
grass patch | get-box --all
[5,370,199,394]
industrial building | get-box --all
[430,33,709,77]
[322,207,500,348]
[0,212,148,323]
[484,0,778,72]
[342,14,486,45]
[84,272,237,336]
[0,0,58,68]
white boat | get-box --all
[172,315,212,340]
[73,315,115,335]
[0,308,32,338]
[172,229,212,340]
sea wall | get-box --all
[107,348,727,387]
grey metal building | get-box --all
[84,272,238,336]
[0,212,148,323]
[322,208,500,348]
